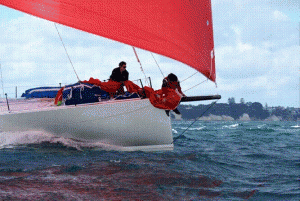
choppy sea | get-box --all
[0,121,299,200]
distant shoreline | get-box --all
[175,102,300,121]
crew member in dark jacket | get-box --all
[110,61,128,82]
[109,61,129,94]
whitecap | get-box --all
[291,125,300,128]
[172,129,178,134]
[222,124,239,129]
[0,130,55,149]
[230,124,239,128]
[188,126,206,130]
[257,124,266,129]
[178,127,188,130]
[0,130,91,151]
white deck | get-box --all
[0,98,56,114]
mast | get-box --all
[0,61,4,98]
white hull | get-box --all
[0,98,174,150]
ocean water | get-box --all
[0,121,299,200]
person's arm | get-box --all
[177,82,186,96]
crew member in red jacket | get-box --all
[161,73,186,114]
[162,73,185,96]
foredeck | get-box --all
[0,98,55,114]
[0,97,142,115]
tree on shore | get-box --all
[177,100,298,121]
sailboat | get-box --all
[0,0,220,151]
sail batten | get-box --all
[0,0,216,82]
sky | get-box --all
[0,0,299,107]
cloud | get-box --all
[210,0,299,107]
[273,10,289,21]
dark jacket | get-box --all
[109,67,129,82]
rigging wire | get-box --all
[54,23,80,82]
[180,72,198,83]
[151,53,165,78]
[0,61,4,98]
[298,22,300,125]
[183,79,208,93]
[181,50,218,92]
[172,100,218,143]
[132,47,149,86]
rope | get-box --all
[54,23,80,81]
[172,100,218,143]
[151,53,164,78]
[132,47,149,86]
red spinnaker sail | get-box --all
[0,0,216,82]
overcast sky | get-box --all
[0,0,299,107]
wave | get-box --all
[222,123,239,129]
[176,126,212,131]
[0,131,136,151]
[291,125,300,128]
[187,126,206,131]
[245,127,275,133]
[0,131,55,149]
[257,124,266,129]
[244,153,271,159]
[173,135,189,140]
